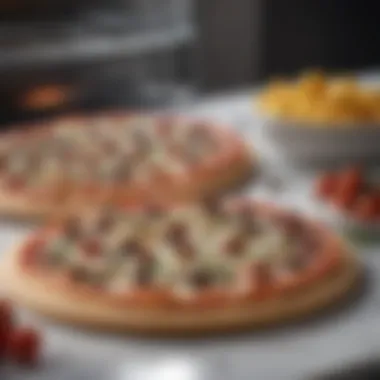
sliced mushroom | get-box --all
[67,265,88,283]
[277,213,305,238]
[189,268,214,289]
[177,240,195,259]
[121,239,149,259]
[224,234,247,256]
[201,197,224,217]
[136,257,156,286]
[81,239,102,258]
[251,262,272,285]
[63,217,82,240]
[165,222,188,245]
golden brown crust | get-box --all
[0,245,361,335]
[0,190,105,221]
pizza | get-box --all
[1,198,360,334]
[0,113,253,219]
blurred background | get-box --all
[1,0,380,125]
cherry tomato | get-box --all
[8,327,41,366]
[340,166,363,192]
[0,327,9,359]
[0,300,14,359]
[333,167,363,209]
[315,172,337,199]
[373,192,380,216]
[354,195,378,222]
[0,300,14,331]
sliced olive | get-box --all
[63,218,82,240]
[177,241,195,259]
[251,263,272,285]
[277,214,304,238]
[190,269,213,289]
[121,239,148,258]
[225,235,246,256]
[81,239,102,258]
[201,197,224,216]
[235,206,259,235]
[67,266,88,283]
[136,258,155,286]
[165,222,187,245]
[96,212,114,233]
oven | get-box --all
[0,0,196,128]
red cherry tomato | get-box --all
[0,300,14,330]
[354,195,379,222]
[8,327,42,366]
[333,167,363,209]
[373,192,380,216]
[0,327,9,359]
[333,188,357,210]
[315,172,337,199]
[340,166,363,192]
[0,300,14,359]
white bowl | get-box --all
[263,117,380,168]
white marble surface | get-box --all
[1,90,380,380]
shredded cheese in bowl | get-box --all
[257,70,380,125]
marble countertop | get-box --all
[1,89,380,380]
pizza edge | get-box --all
[0,244,360,335]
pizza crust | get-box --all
[0,191,101,222]
[0,247,361,335]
